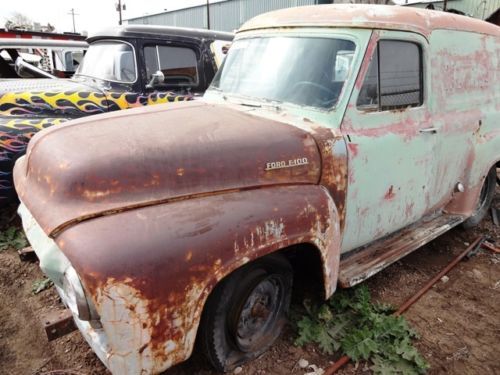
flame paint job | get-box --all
[0,88,189,118]
[14,5,500,374]
[0,117,65,203]
[0,78,191,204]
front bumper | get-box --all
[18,203,115,372]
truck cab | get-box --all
[14,5,499,374]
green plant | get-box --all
[294,285,429,374]
[0,226,28,251]
[32,278,53,294]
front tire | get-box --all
[200,254,293,372]
[462,167,496,229]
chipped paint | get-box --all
[14,4,500,374]
[41,186,340,373]
[15,101,322,236]
[239,4,499,38]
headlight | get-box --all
[62,267,98,321]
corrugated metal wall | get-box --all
[453,0,500,19]
[127,0,499,31]
[404,0,500,20]
[127,0,317,31]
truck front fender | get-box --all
[55,184,341,373]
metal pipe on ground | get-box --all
[481,241,500,253]
[324,235,485,375]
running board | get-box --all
[338,214,465,288]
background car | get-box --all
[0,25,233,206]
[0,38,88,79]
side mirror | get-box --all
[146,70,164,89]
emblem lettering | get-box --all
[265,157,309,171]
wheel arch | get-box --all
[57,185,342,373]
[445,158,499,217]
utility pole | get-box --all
[68,8,79,33]
[206,0,210,30]
[443,0,448,11]
[116,0,126,25]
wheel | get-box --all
[200,254,293,372]
[462,167,496,229]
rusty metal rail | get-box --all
[18,246,37,262]
[43,309,77,341]
[324,236,486,375]
[482,241,500,254]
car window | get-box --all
[144,45,158,81]
[211,37,356,110]
[357,40,422,111]
[144,45,198,87]
[76,41,136,83]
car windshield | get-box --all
[210,36,355,110]
[76,41,136,83]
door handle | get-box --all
[419,127,438,134]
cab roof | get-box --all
[239,4,500,38]
[88,25,234,43]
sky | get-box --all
[0,0,219,35]
[1,0,408,35]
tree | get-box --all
[5,12,33,30]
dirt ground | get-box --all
[0,188,498,375]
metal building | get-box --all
[402,0,500,20]
[126,0,498,31]
[127,0,327,32]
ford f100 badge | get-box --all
[265,158,309,171]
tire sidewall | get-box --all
[462,168,496,229]
[202,255,292,372]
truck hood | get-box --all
[0,78,107,118]
[14,101,321,236]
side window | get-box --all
[144,45,159,81]
[357,40,422,110]
[144,45,198,87]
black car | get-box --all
[0,25,233,206]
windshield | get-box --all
[76,41,136,83]
[210,36,355,110]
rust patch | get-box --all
[307,126,348,231]
[384,185,396,200]
[354,30,379,91]
[239,4,500,39]
[55,185,341,372]
[347,143,359,157]
[405,202,415,219]
[14,101,322,236]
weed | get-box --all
[294,285,429,374]
[32,278,53,294]
[0,226,28,251]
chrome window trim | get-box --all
[75,39,138,84]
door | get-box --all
[340,30,438,253]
